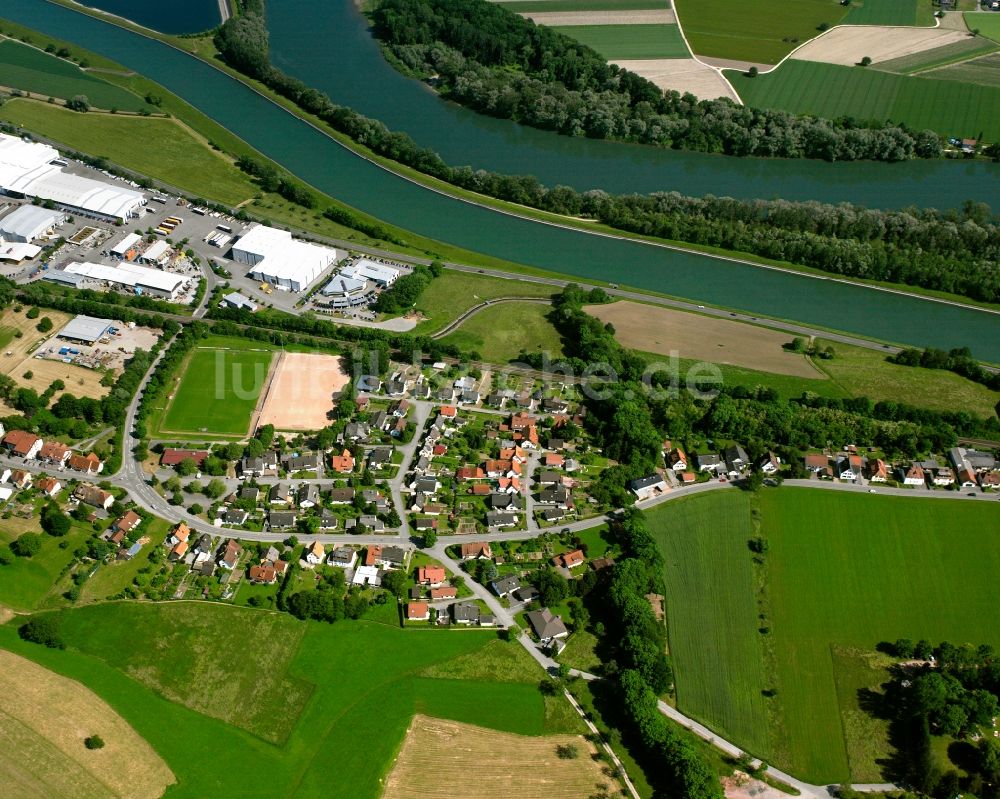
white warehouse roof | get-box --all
[321,275,366,296]
[0,242,41,262]
[64,261,188,294]
[0,135,56,186]
[57,315,113,343]
[142,239,170,263]
[232,224,336,291]
[0,205,64,243]
[110,232,141,256]
[341,259,399,286]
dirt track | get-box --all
[255,352,350,431]
[521,9,675,25]
[0,650,174,799]
[585,301,825,378]
[614,58,739,100]
[790,26,970,66]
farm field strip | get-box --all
[842,0,928,26]
[968,11,1000,43]
[496,0,669,11]
[873,36,999,74]
[551,22,689,58]
[927,51,1000,86]
[0,37,149,110]
[520,8,675,24]
[440,301,565,363]
[789,26,970,67]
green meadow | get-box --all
[1,601,583,798]
[649,488,1000,782]
[552,23,689,59]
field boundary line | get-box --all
[564,689,642,799]
[247,349,282,437]
[665,2,742,102]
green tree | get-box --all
[422,529,438,548]
[84,735,105,749]
[203,479,227,499]
[18,615,64,648]
[176,457,198,476]
[41,503,71,537]
[36,317,53,332]
[10,532,43,558]
[381,569,407,597]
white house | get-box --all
[629,475,666,501]
[305,541,325,566]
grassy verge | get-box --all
[440,302,563,362]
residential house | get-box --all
[542,397,569,414]
[460,541,493,560]
[330,449,355,474]
[679,472,696,485]
[168,523,191,546]
[357,375,381,393]
[223,508,249,525]
[389,399,410,418]
[160,448,208,468]
[363,545,383,567]
[536,470,562,487]
[835,455,859,481]
[553,549,585,569]
[362,489,389,513]
[411,476,441,496]
[407,602,430,621]
[696,452,723,473]
[542,507,567,522]
[629,475,666,501]
[590,557,615,572]
[284,452,323,473]
[666,447,688,472]
[269,510,297,529]
[724,445,749,477]
[38,441,72,465]
[902,464,926,486]
[456,466,485,481]
[539,485,572,509]
[544,453,565,469]
[386,378,407,396]
[3,430,42,459]
[451,602,480,625]
[377,545,408,570]
[305,541,325,566]
[344,422,370,443]
[318,509,339,530]
[486,511,519,529]
[297,483,321,508]
[525,608,569,644]
[217,538,242,570]
[932,468,955,487]
[513,586,539,603]
[114,510,141,535]
[168,540,188,561]
[367,447,393,469]
[866,459,888,482]
[418,566,447,587]
[413,518,438,533]
[268,483,293,505]
[759,452,780,474]
[489,492,522,511]
[10,469,31,489]
[352,565,381,586]
[35,476,61,497]
[74,483,113,509]
[491,575,520,597]
[240,453,279,477]
[345,515,386,534]
[239,485,261,503]
[355,396,370,412]
[328,487,355,505]
[68,452,104,474]
[979,472,1000,490]
[193,534,214,561]
[327,546,357,569]
[430,586,457,600]
[804,454,831,473]
[470,484,491,497]
[248,559,288,585]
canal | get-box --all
[2,0,999,360]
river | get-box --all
[2,0,999,361]
[68,0,220,34]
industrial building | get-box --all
[62,261,190,299]
[0,241,41,263]
[340,259,399,287]
[109,232,141,260]
[57,315,113,345]
[140,239,171,265]
[230,224,336,292]
[220,292,259,312]
[320,274,374,308]
[0,134,145,222]
[0,205,64,243]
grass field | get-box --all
[0,650,174,799]
[552,23,689,58]
[0,520,95,612]
[0,99,257,206]
[874,36,999,74]
[650,488,1000,783]
[1,601,582,798]
[160,345,273,436]
[412,271,556,335]
[673,0,847,62]
[843,0,930,26]
[0,37,150,111]
[647,492,772,759]
[497,0,669,11]
[440,302,563,362]
[729,59,1000,139]
[966,11,1000,43]
[928,50,1000,85]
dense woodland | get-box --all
[369,0,941,162]
[212,5,1000,304]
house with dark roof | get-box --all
[284,452,322,473]
[525,608,569,644]
[695,452,723,473]
[486,511,519,529]
[491,575,520,597]
[629,475,666,501]
[451,602,480,625]
[240,453,279,477]
[269,510,297,529]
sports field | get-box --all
[552,23,689,58]
[0,38,150,111]
[649,489,1000,782]
[672,0,847,63]
[842,0,931,26]
[254,352,349,431]
[968,11,1000,43]
[0,98,257,206]
[440,301,563,362]
[729,59,1000,140]
[0,650,174,799]
[160,345,274,436]
[0,601,585,799]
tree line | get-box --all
[370,0,941,162]
[211,4,998,303]
[891,346,1000,392]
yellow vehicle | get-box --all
[260,282,273,294]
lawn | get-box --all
[412,271,556,335]
[647,491,773,760]
[843,0,931,26]
[729,59,1000,140]
[159,345,274,436]
[968,11,1000,43]
[0,98,257,206]
[440,302,564,362]
[673,0,847,63]
[552,23,689,59]
[0,38,150,111]
[650,488,1000,783]
[0,601,579,799]
[0,520,95,612]
[498,0,669,11]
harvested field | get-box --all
[521,8,675,24]
[614,57,738,98]
[382,714,611,799]
[928,51,1000,86]
[585,301,823,377]
[873,36,998,74]
[255,351,349,431]
[0,649,174,799]
[790,25,970,66]
[554,22,689,58]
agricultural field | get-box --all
[552,23,689,59]
[728,59,1000,140]
[647,492,772,759]
[158,343,274,437]
[382,715,608,799]
[966,10,1000,42]
[672,0,847,63]
[0,601,584,799]
[926,50,1000,85]
[842,0,932,26]
[0,37,151,111]
[496,0,668,11]
[790,26,971,67]
[440,301,564,362]
[412,271,555,335]
[0,98,257,206]
[0,650,174,799]
[650,488,1000,783]
[874,36,999,74]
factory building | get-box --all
[0,205,64,243]
[340,258,400,288]
[0,134,145,222]
[56,315,114,345]
[62,261,190,300]
[230,224,336,292]
[109,232,142,260]
[320,274,375,309]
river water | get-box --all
[66,0,220,34]
[2,0,998,360]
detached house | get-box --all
[866,459,888,482]
[330,449,355,474]
[629,475,666,501]
[240,452,279,477]
[407,602,430,621]
[666,447,688,472]
[305,541,325,566]
[69,452,104,474]
[759,452,780,474]
[460,541,493,560]
[3,430,42,459]
[217,538,243,570]
[553,549,585,569]
[902,464,926,486]
[418,566,447,587]
[525,608,569,644]
[38,441,72,465]
[35,476,61,497]
[74,483,113,509]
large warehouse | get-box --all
[0,205,64,243]
[341,259,400,287]
[230,224,337,292]
[0,134,145,222]
[57,315,113,345]
[62,261,190,299]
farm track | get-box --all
[430,296,552,339]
